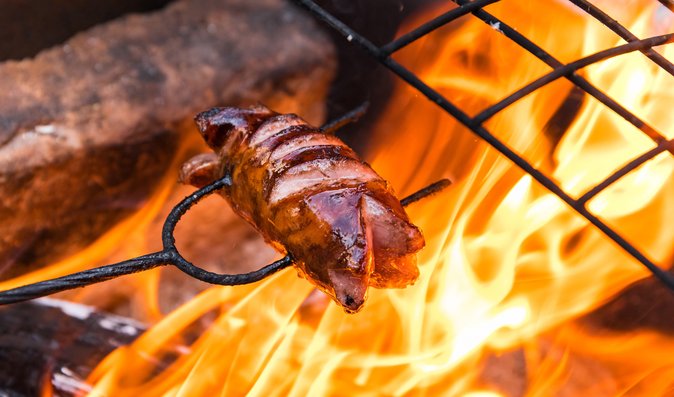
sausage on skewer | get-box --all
[180,105,424,313]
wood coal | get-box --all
[0,299,143,396]
[581,273,674,333]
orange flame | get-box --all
[29,1,674,396]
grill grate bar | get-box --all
[453,0,670,146]
[568,0,674,76]
[659,0,674,12]
[380,0,502,55]
[473,33,674,125]
[292,0,674,291]
[578,139,674,204]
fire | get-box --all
[9,0,674,396]
[0,133,203,318]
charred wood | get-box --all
[0,299,143,396]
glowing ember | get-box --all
[11,0,674,395]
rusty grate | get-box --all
[293,0,674,290]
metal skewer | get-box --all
[0,106,450,305]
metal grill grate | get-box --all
[293,0,674,290]
[0,0,671,304]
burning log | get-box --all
[0,0,335,278]
[581,274,674,333]
[0,299,143,396]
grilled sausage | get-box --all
[180,105,424,313]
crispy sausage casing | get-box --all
[180,105,424,313]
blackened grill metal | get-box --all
[293,0,674,290]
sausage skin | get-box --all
[180,105,424,313]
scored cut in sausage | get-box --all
[179,105,424,313]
